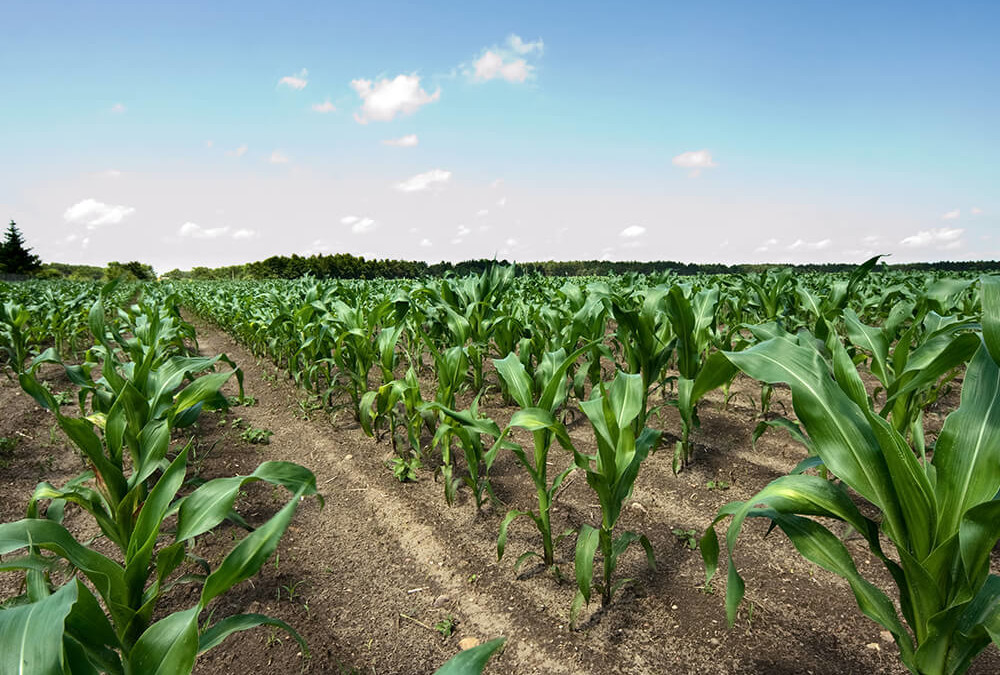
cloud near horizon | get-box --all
[396,169,451,192]
[63,198,135,229]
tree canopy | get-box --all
[0,221,42,275]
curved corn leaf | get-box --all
[432,637,506,675]
[0,580,77,675]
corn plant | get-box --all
[494,346,589,573]
[569,372,660,625]
[611,286,674,431]
[0,302,320,673]
[431,398,507,508]
[701,276,1000,675]
[664,284,736,472]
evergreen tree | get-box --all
[0,221,42,275]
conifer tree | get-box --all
[0,221,42,275]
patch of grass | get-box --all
[241,426,273,444]
[0,436,17,468]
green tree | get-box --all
[106,260,156,281]
[0,221,42,275]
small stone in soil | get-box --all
[458,637,480,651]
[433,595,450,607]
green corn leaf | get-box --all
[0,580,77,675]
[497,509,530,561]
[200,492,303,607]
[493,354,533,409]
[197,613,307,656]
[176,462,318,541]
[432,637,506,675]
[932,344,1000,540]
[574,524,600,606]
[982,276,1000,364]
[127,606,199,675]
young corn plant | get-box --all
[430,397,505,508]
[494,346,589,574]
[701,276,1000,675]
[570,372,660,626]
[664,284,737,472]
[0,308,320,673]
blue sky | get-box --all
[1,0,997,271]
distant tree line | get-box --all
[159,253,1000,280]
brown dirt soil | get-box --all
[0,320,997,675]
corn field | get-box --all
[0,262,997,674]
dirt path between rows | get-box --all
[2,314,998,675]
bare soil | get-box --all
[1,319,997,675]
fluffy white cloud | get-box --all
[470,34,543,83]
[942,208,961,220]
[505,237,518,247]
[620,225,646,238]
[672,150,717,174]
[342,216,376,234]
[269,150,290,164]
[232,228,257,240]
[178,222,230,239]
[311,99,336,113]
[419,238,432,247]
[457,224,472,237]
[278,68,308,90]
[396,169,452,193]
[473,51,531,83]
[382,134,419,147]
[350,75,439,123]
[63,198,135,229]
[900,227,964,248]
[507,34,544,55]
[788,238,832,251]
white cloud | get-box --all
[110,103,126,114]
[343,216,376,234]
[942,208,961,220]
[311,99,336,113]
[476,209,489,217]
[178,222,230,239]
[788,238,832,251]
[971,207,983,215]
[672,150,717,177]
[350,74,440,123]
[505,237,518,247]
[497,197,506,207]
[469,34,543,83]
[231,228,257,240]
[269,150,290,164]
[419,238,432,247]
[226,144,248,158]
[620,225,646,238]
[900,227,964,248]
[457,224,472,237]
[278,68,308,90]
[473,51,532,83]
[382,134,419,147]
[63,198,135,229]
[507,34,544,55]
[755,237,779,253]
[396,168,452,193]
[102,169,122,178]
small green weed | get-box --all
[389,454,421,482]
[705,479,730,491]
[671,527,699,550]
[0,436,17,468]
[434,615,457,638]
[241,426,273,444]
